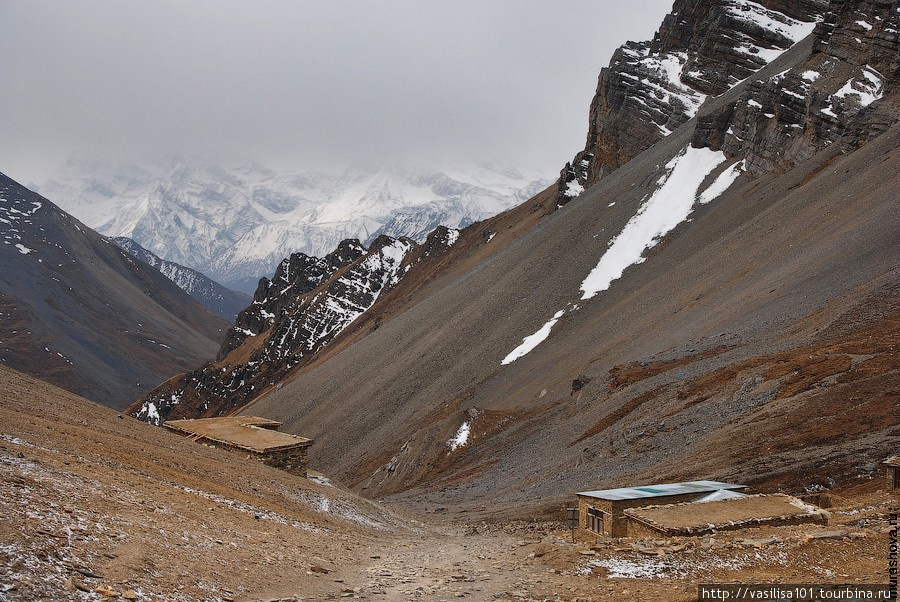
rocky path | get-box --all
[287,526,594,602]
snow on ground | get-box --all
[821,65,884,118]
[699,163,743,205]
[448,420,472,451]
[587,552,753,579]
[580,146,732,299]
[565,181,585,198]
[501,310,566,366]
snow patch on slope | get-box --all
[501,146,740,366]
[501,310,565,365]
[580,146,732,299]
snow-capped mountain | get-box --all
[110,237,250,321]
[40,159,551,293]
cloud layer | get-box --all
[0,0,671,183]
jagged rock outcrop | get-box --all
[557,0,827,208]
[130,229,462,424]
[220,239,366,358]
[694,0,900,173]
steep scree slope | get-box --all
[245,0,899,508]
[130,230,472,423]
[111,237,251,321]
[0,173,226,409]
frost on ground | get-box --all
[588,553,748,579]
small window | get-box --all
[586,506,605,534]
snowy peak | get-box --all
[557,0,825,207]
[43,158,549,292]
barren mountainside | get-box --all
[130,228,468,423]
[132,0,898,514]
[0,173,226,409]
[111,236,251,321]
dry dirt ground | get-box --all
[1,366,897,601]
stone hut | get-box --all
[884,456,900,490]
[164,416,312,476]
[576,480,746,537]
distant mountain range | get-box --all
[110,237,250,321]
[40,159,550,292]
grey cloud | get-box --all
[0,0,672,183]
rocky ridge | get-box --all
[110,237,250,321]
[557,0,827,207]
[694,0,900,172]
[130,228,462,424]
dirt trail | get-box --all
[1,366,896,602]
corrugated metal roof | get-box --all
[576,480,746,501]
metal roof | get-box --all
[576,480,746,501]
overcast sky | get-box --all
[0,1,672,184]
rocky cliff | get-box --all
[130,229,463,424]
[694,0,900,172]
[557,0,827,207]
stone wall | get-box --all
[578,492,715,537]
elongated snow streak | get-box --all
[501,310,565,365]
[580,146,730,300]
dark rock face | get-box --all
[131,234,437,424]
[694,0,899,174]
[556,0,826,208]
[219,239,366,358]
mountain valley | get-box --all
[2,0,899,599]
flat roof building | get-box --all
[576,480,747,537]
[623,494,828,537]
[164,416,312,476]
